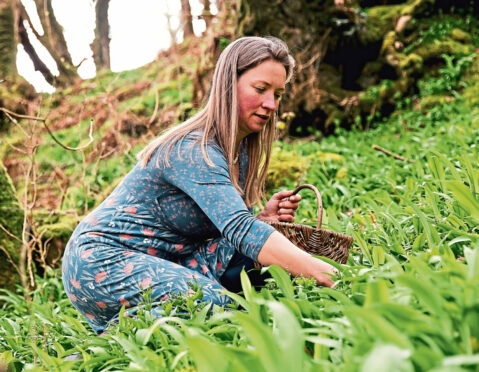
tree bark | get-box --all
[91,0,111,70]
[0,162,24,294]
[180,0,194,38]
[201,0,213,29]
[17,12,55,85]
[0,0,16,79]
[29,0,78,86]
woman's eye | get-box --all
[255,87,266,93]
[274,93,283,100]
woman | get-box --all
[62,36,337,334]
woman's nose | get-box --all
[262,92,276,110]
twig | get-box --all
[372,145,416,162]
[75,57,88,69]
[1,106,95,151]
[43,118,95,151]
[0,107,46,122]
[0,223,22,243]
[0,223,24,276]
[148,89,160,126]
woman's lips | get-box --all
[254,113,269,121]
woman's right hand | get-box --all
[310,259,337,287]
[258,231,340,288]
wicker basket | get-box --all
[266,184,353,264]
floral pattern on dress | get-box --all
[62,134,275,333]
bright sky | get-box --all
[16,0,214,93]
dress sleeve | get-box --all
[158,138,275,260]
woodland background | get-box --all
[1,0,479,370]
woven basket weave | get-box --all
[266,184,353,264]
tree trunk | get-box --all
[201,0,213,29]
[0,162,24,293]
[17,12,55,85]
[28,0,78,86]
[180,0,194,38]
[91,0,111,70]
[0,0,16,80]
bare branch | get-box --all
[1,106,95,151]
[0,107,46,121]
[372,145,416,163]
[43,118,95,151]
[148,89,160,126]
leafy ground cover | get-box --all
[1,65,479,370]
[1,16,479,370]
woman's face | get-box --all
[237,59,287,141]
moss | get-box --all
[380,31,398,56]
[266,146,310,191]
[413,39,474,61]
[463,80,479,107]
[400,0,435,16]
[33,210,79,267]
[450,28,472,44]
[336,167,348,180]
[358,91,376,113]
[367,5,404,34]
[462,58,479,107]
[313,152,345,163]
[0,162,23,291]
[398,53,423,75]
[34,210,78,242]
[419,95,455,111]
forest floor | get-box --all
[1,12,479,372]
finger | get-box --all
[288,194,301,202]
[315,273,334,287]
[279,201,300,210]
[280,194,301,205]
[278,214,295,222]
[278,208,295,216]
[322,276,335,288]
[274,189,295,201]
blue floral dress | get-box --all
[62,133,276,333]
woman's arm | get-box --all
[257,231,337,287]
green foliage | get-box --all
[418,53,475,96]
[2,10,479,370]
[2,67,479,371]
[266,145,310,191]
[403,15,475,54]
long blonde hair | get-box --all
[137,36,295,207]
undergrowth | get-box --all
[1,15,479,372]
[1,80,479,370]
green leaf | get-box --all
[240,269,255,301]
[465,244,479,280]
[372,246,386,267]
[365,280,390,306]
[395,274,452,336]
[266,265,295,299]
[428,155,446,182]
[458,155,479,195]
[360,344,413,372]
[186,336,230,372]
[404,200,440,247]
[345,307,413,350]
[353,231,373,265]
[429,150,461,181]
[442,354,479,367]
[446,181,479,223]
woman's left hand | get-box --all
[257,190,301,223]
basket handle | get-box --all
[291,184,323,229]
